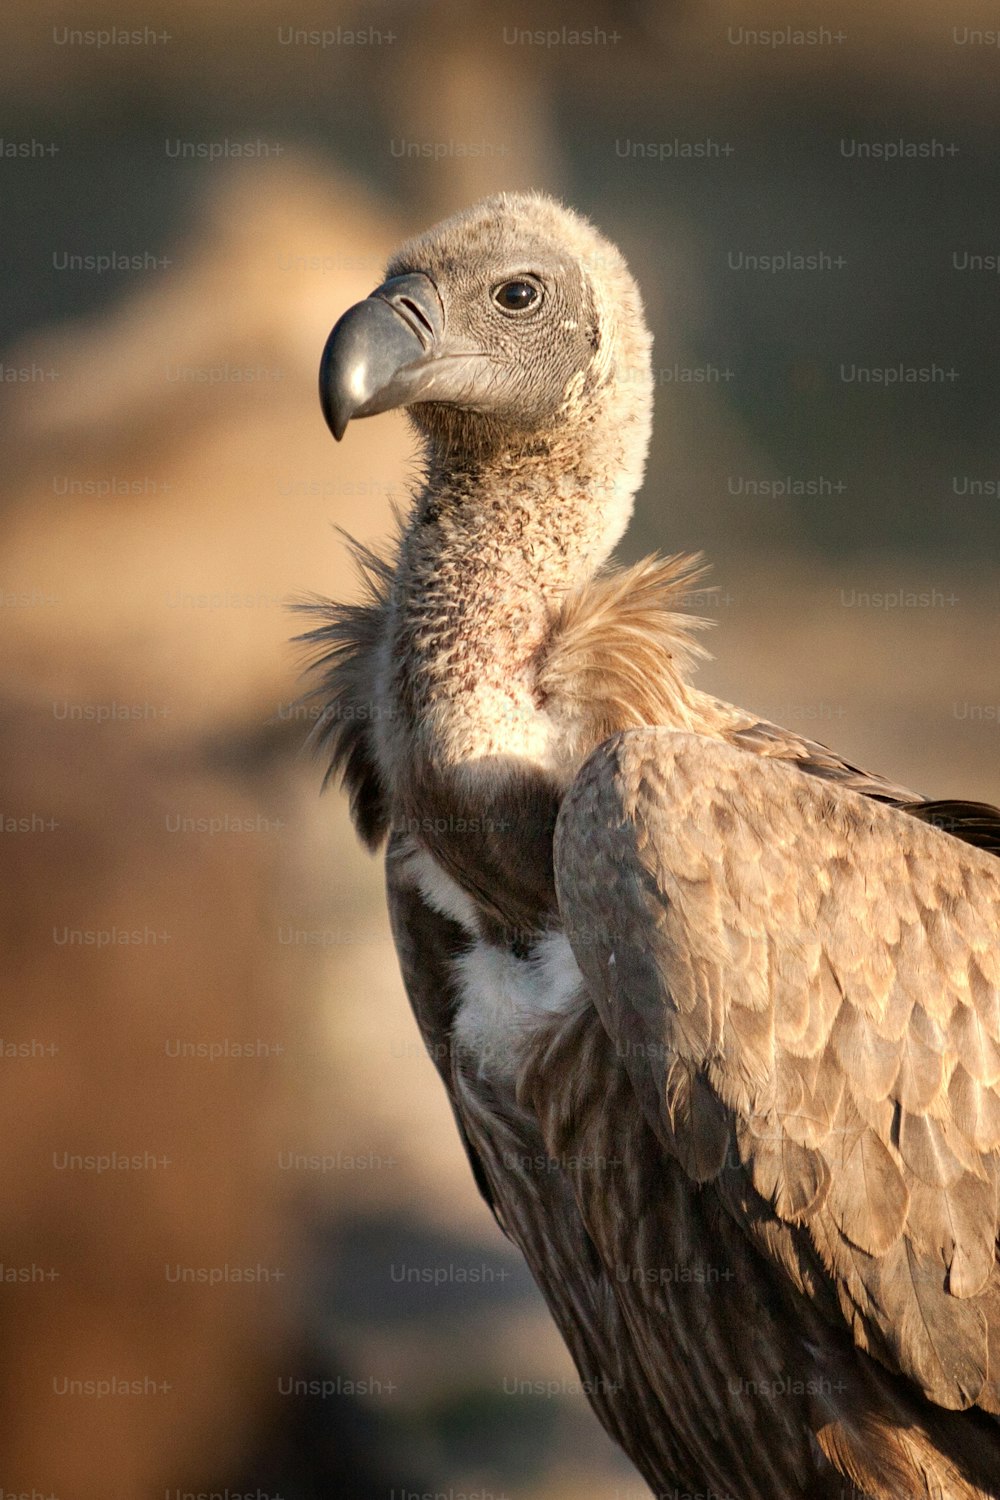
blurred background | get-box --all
[2,2,999,1496]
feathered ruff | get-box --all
[538,552,713,742]
[292,526,397,850]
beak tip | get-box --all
[319,375,349,442]
[319,273,443,445]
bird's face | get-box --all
[319,194,643,454]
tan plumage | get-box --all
[537,552,711,741]
[308,192,1000,1498]
[557,735,1000,1401]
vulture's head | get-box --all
[319,192,653,480]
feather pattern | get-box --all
[554,730,1000,1438]
[537,552,712,740]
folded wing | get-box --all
[554,728,1000,1413]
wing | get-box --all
[726,714,1000,854]
[724,713,921,806]
[553,728,1000,1415]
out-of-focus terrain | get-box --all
[2,2,998,1496]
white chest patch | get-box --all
[404,843,481,934]
[398,842,589,1086]
[452,930,587,1088]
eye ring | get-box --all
[491,277,543,314]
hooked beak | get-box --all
[319,271,489,441]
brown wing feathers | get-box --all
[555,729,1000,1416]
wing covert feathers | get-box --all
[554,728,1000,1414]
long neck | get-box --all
[378,299,655,773]
[383,427,639,769]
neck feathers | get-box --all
[295,533,396,849]
[538,553,711,744]
[298,518,712,849]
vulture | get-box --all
[307,192,1000,1499]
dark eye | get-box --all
[492,279,541,313]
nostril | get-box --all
[373,273,443,348]
[397,296,435,343]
